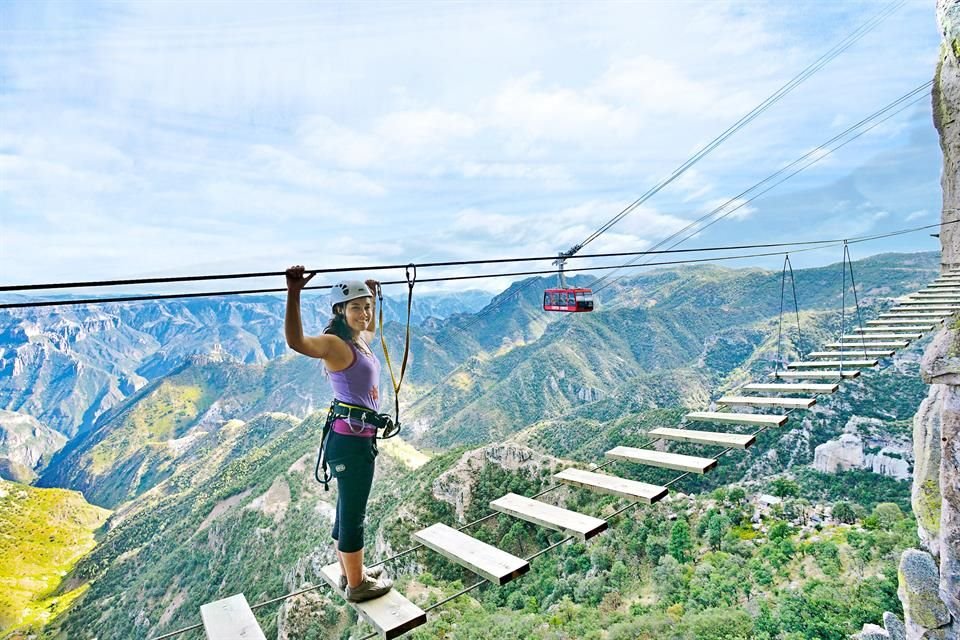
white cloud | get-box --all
[489,74,639,149]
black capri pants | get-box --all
[324,430,378,553]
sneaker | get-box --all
[339,565,385,591]
[346,575,393,602]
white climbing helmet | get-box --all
[330,280,373,311]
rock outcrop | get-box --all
[0,409,67,474]
[431,443,565,522]
[813,422,912,481]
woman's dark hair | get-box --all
[323,303,356,344]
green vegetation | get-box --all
[395,474,917,640]
[0,480,109,636]
[87,382,208,475]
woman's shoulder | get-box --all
[321,333,356,369]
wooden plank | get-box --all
[200,594,266,640]
[786,360,877,368]
[743,382,839,393]
[490,493,607,541]
[894,304,960,310]
[774,370,861,379]
[648,427,755,449]
[605,446,717,474]
[842,333,918,339]
[926,284,960,289]
[867,319,943,325]
[717,395,816,409]
[320,563,426,638]
[807,350,895,358]
[686,410,787,427]
[909,298,960,303]
[413,523,529,585]
[880,311,953,317]
[856,325,932,332]
[910,293,960,298]
[554,468,669,503]
[826,342,908,348]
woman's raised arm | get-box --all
[285,265,333,359]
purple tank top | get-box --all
[328,340,381,437]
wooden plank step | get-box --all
[856,325,932,332]
[686,411,787,427]
[554,468,668,504]
[774,370,861,379]
[490,493,607,541]
[926,284,960,289]
[910,293,960,298]
[807,350,895,358]
[743,382,839,393]
[867,319,943,325]
[413,523,529,585]
[200,594,266,640]
[786,360,877,368]
[826,342,908,348]
[648,427,755,449]
[605,446,717,474]
[320,563,426,639]
[880,311,953,317]
[717,395,816,409]
[842,333,918,339]
[894,304,960,310]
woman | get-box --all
[285,265,393,603]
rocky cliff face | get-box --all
[898,327,960,640]
[431,443,565,522]
[0,409,66,474]
[936,0,960,270]
[813,419,912,481]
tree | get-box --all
[653,555,687,605]
[728,487,746,505]
[706,514,730,551]
[770,477,800,498]
[833,501,857,524]
[871,502,905,529]
[669,518,692,563]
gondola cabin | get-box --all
[543,288,594,312]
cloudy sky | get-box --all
[0,0,946,296]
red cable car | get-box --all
[543,288,594,312]
[543,251,595,312]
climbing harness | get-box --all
[774,254,804,372]
[315,399,395,490]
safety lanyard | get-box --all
[376,264,416,438]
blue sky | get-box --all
[0,0,945,296]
